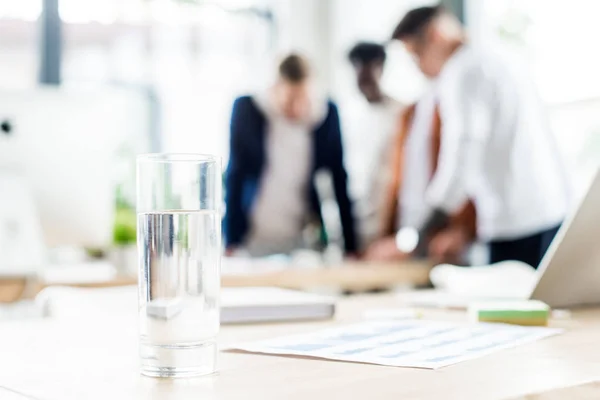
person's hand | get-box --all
[364,237,410,263]
[428,227,469,264]
[224,247,237,257]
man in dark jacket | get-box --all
[224,54,357,257]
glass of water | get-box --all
[136,153,221,378]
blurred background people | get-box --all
[223,54,357,257]
[365,90,477,264]
[391,5,570,268]
[1,0,598,273]
[344,42,404,250]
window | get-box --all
[0,0,274,160]
[469,0,600,188]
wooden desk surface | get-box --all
[0,260,432,302]
[508,381,600,400]
[221,260,431,291]
[1,293,600,400]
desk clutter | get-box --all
[35,286,336,325]
[231,319,562,370]
[0,283,596,400]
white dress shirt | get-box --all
[428,44,569,240]
[399,91,436,229]
[343,96,402,247]
[245,92,328,256]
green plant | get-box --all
[114,207,137,245]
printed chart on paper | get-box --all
[232,320,562,369]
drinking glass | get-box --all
[137,153,221,378]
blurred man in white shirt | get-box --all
[364,91,478,265]
[390,6,569,268]
[344,42,403,249]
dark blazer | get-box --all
[223,95,357,254]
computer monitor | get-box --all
[0,86,149,254]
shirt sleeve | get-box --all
[224,97,249,248]
[426,64,489,214]
[326,102,358,254]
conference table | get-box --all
[1,288,600,399]
[0,260,432,303]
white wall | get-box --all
[271,0,334,91]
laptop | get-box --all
[405,169,600,309]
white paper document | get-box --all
[232,320,562,369]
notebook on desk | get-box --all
[221,287,335,324]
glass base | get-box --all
[140,340,218,378]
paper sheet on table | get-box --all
[231,320,562,369]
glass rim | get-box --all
[137,153,221,163]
